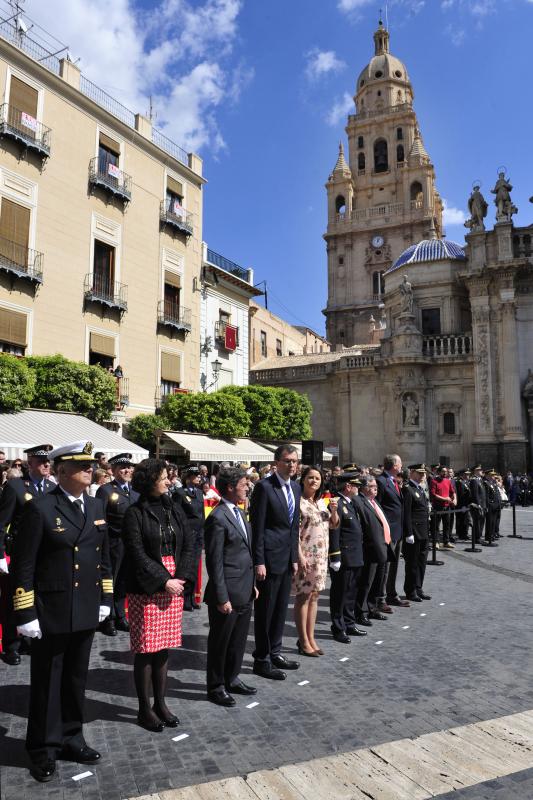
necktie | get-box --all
[73,498,85,520]
[393,478,400,495]
[36,482,43,495]
[285,483,294,523]
[123,484,129,496]
[371,498,391,544]
[233,506,247,541]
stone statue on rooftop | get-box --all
[399,274,414,315]
[465,184,488,231]
[491,171,517,222]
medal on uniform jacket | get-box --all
[185,495,192,503]
[52,517,66,533]
[110,492,120,503]
[415,492,420,498]
[343,506,350,515]
[24,492,33,502]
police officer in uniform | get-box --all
[328,473,367,643]
[402,464,431,602]
[11,441,113,783]
[174,466,205,610]
[469,465,487,544]
[0,444,55,665]
[96,453,139,634]
[483,469,501,547]
[455,469,472,540]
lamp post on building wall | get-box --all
[202,357,221,393]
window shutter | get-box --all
[0,308,27,346]
[90,332,115,357]
[164,269,181,288]
[9,76,38,117]
[0,199,30,248]
[161,352,181,383]
[167,176,183,197]
[99,132,120,155]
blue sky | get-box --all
[23,0,533,334]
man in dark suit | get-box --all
[469,465,487,543]
[402,464,431,602]
[96,453,139,635]
[174,466,205,610]
[376,454,409,609]
[10,441,113,783]
[483,469,501,546]
[455,469,472,540]
[204,467,257,706]
[250,444,300,680]
[0,444,55,666]
[355,476,391,626]
[328,473,367,643]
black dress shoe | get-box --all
[152,706,179,727]
[271,654,299,670]
[331,630,351,644]
[406,594,422,602]
[355,616,373,627]
[99,619,117,636]
[226,680,257,695]
[417,592,431,600]
[388,597,410,607]
[183,600,193,612]
[345,626,368,637]
[208,688,236,706]
[115,618,130,632]
[58,745,101,764]
[30,760,56,783]
[192,602,201,610]
[253,661,286,680]
[2,651,21,665]
[369,610,389,620]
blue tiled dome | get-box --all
[387,239,466,273]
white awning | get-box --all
[0,409,149,462]
[157,430,274,463]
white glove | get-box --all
[329,560,341,572]
[405,535,415,544]
[0,557,8,574]
[99,605,111,623]
[17,619,42,639]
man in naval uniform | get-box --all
[96,453,139,634]
[401,464,431,602]
[469,465,487,544]
[11,441,113,783]
[0,444,55,666]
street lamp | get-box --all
[211,358,222,384]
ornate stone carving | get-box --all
[491,171,518,222]
[465,184,488,231]
[402,392,419,427]
[399,274,414,314]
[471,306,490,324]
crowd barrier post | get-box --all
[506,502,533,541]
[427,510,444,567]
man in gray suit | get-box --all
[204,467,257,706]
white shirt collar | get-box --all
[59,485,85,508]
[275,472,291,489]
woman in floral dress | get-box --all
[293,466,339,656]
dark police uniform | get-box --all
[469,468,487,543]
[11,447,113,773]
[0,446,55,662]
[175,477,205,609]
[328,490,364,638]
[96,461,139,627]
[483,472,501,545]
[455,472,472,539]
[402,473,430,599]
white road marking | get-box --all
[297,680,310,686]
[420,613,427,616]
[402,625,410,629]
[375,640,383,645]
[72,771,92,781]
[339,657,349,662]
[439,602,445,606]
[246,701,259,709]
[172,733,190,742]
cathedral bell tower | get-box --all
[324,19,443,347]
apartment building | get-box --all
[0,18,204,425]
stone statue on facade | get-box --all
[465,184,488,231]
[399,274,414,315]
[402,393,419,427]
[491,172,518,222]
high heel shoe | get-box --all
[313,647,324,655]
[296,639,319,657]
[137,713,164,733]
[152,706,179,727]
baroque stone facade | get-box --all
[250,22,533,472]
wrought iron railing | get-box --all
[88,157,132,202]
[214,320,240,348]
[0,234,43,283]
[157,300,192,332]
[80,76,136,127]
[206,248,249,282]
[0,21,61,75]
[160,198,193,235]
[84,273,127,312]
[0,103,51,156]
[152,128,188,166]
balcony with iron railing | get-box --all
[423,333,472,358]
[0,235,43,284]
[160,198,194,236]
[206,248,250,282]
[88,157,132,203]
[214,320,240,349]
[157,300,192,333]
[0,103,51,157]
[84,273,127,312]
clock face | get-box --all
[372,235,384,248]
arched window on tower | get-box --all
[397,127,403,141]
[335,195,346,215]
[396,144,405,163]
[373,138,388,173]
[373,271,385,297]
[358,136,364,149]
[358,152,365,172]
[410,181,423,207]
[443,412,456,435]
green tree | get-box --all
[161,391,250,438]
[220,385,285,439]
[0,354,35,412]
[125,413,161,452]
[26,354,117,423]
[275,387,313,440]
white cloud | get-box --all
[442,199,466,226]
[305,49,346,80]
[445,24,466,45]
[337,0,372,10]
[24,0,248,154]
[326,92,353,126]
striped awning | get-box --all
[156,430,274,463]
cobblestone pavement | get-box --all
[2,508,533,800]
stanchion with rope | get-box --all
[506,502,533,540]
[427,510,444,566]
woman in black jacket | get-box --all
[123,459,197,732]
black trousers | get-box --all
[485,509,497,542]
[384,539,402,602]
[108,536,127,621]
[366,562,387,612]
[329,565,362,633]
[27,628,94,764]
[356,561,381,617]
[455,509,470,539]
[471,508,485,542]
[184,528,203,605]
[403,538,429,596]
[0,572,20,654]
[253,569,291,662]
[206,601,252,690]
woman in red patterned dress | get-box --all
[123,459,197,732]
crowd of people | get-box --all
[0,441,516,784]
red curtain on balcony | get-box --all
[224,324,237,351]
